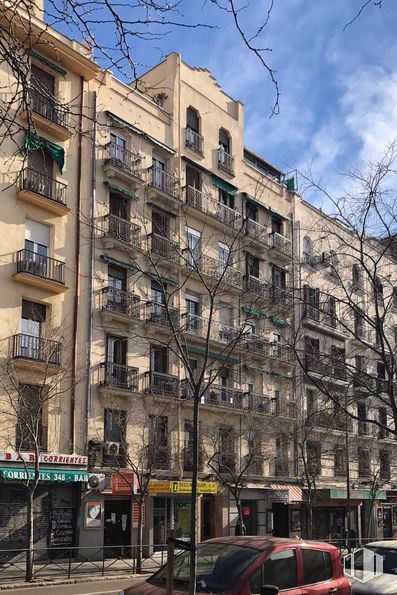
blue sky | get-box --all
[52,0,397,203]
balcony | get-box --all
[18,167,69,216]
[218,453,236,473]
[184,186,242,230]
[144,371,180,396]
[100,362,139,391]
[146,302,179,330]
[218,148,234,175]
[304,356,328,377]
[182,446,204,472]
[103,142,143,187]
[185,128,204,154]
[269,232,292,259]
[100,287,141,325]
[20,87,71,141]
[246,392,272,414]
[245,218,268,244]
[193,254,242,289]
[12,333,61,370]
[272,400,297,418]
[245,335,292,364]
[244,275,269,300]
[101,214,142,250]
[147,166,180,205]
[271,285,291,306]
[15,249,67,294]
[271,458,296,477]
[203,385,243,409]
[150,233,180,263]
[315,411,352,432]
[147,445,170,470]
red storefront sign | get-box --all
[132,503,145,528]
[111,472,135,495]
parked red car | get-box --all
[119,537,352,595]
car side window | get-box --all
[250,549,298,593]
[301,549,333,585]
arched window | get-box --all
[302,236,313,260]
[219,128,230,153]
[186,107,199,133]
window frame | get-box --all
[300,547,333,586]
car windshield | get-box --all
[365,546,397,575]
[148,542,261,593]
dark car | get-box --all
[118,536,352,595]
[345,540,397,595]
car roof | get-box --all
[202,537,338,552]
[366,541,397,548]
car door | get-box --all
[248,547,302,595]
[299,547,337,595]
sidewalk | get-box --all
[0,552,168,588]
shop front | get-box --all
[267,484,303,538]
[373,491,397,539]
[0,451,88,561]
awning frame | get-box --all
[107,111,175,155]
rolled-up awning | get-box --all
[268,484,303,503]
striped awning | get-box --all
[269,484,303,503]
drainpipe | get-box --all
[70,75,85,454]
[84,90,97,454]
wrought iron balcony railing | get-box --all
[218,452,236,473]
[218,148,234,175]
[245,218,268,242]
[105,141,142,176]
[185,127,204,154]
[29,86,70,129]
[100,361,139,390]
[182,446,204,472]
[12,333,61,365]
[21,167,67,206]
[147,165,180,197]
[150,233,180,262]
[146,445,170,470]
[16,249,65,284]
[271,458,296,477]
[194,254,242,289]
[144,371,180,396]
[244,274,269,299]
[146,302,180,328]
[269,232,292,256]
[101,214,142,247]
[185,185,242,228]
[203,385,243,409]
[101,287,141,319]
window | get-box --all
[16,384,46,451]
[108,265,126,292]
[148,415,169,469]
[379,408,389,439]
[186,227,201,266]
[302,236,313,260]
[186,165,200,190]
[246,253,260,279]
[109,192,128,221]
[219,427,235,471]
[109,131,127,163]
[185,292,200,332]
[393,287,397,309]
[358,448,371,477]
[150,345,168,374]
[334,449,346,476]
[306,389,317,416]
[352,263,363,291]
[186,107,199,133]
[25,219,50,258]
[271,216,282,235]
[219,128,230,153]
[20,300,46,360]
[272,266,286,288]
[331,346,345,379]
[249,549,298,592]
[354,307,366,340]
[246,200,258,222]
[104,408,126,443]
[301,549,333,584]
[323,296,338,328]
[304,336,320,370]
[152,210,169,238]
[303,285,320,320]
[380,450,391,479]
[107,335,127,365]
[28,143,53,182]
[357,402,367,436]
[307,442,321,475]
[31,64,55,95]
[218,242,230,269]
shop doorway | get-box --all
[153,497,191,549]
[241,500,257,535]
[201,497,215,541]
[272,503,289,537]
[104,499,131,558]
[383,507,393,538]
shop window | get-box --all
[301,549,333,584]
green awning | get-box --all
[104,180,138,200]
[101,255,140,271]
[146,271,178,286]
[31,51,67,76]
[282,177,295,192]
[245,364,270,375]
[212,174,237,196]
[271,315,292,328]
[23,132,65,173]
[187,346,239,365]
[107,111,175,155]
[243,193,290,221]
[242,306,267,319]
[322,489,386,501]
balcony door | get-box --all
[152,210,169,238]
[151,345,168,374]
[109,132,127,164]
[28,148,54,196]
[21,300,46,360]
[107,336,127,387]
[31,64,55,95]
[108,265,127,311]
[186,165,200,190]
[24,219,50,276]
[186,227,201,266]
[109,193,128,221]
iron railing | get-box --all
[218,148,234,174]
[146,302,180,328]
[244,274,269,298]
[105,142,142,176]
[147,165,180,197]
[29,87,70,129]
[182,446,204,472]
[101,214,142,247]
[271,458,296,477]
[218,452,236,473]
[100,362,139,390]
[246,393,272,414]
[146,445,170,470]
[185,185,242,228]
[20,167,67,205]
[12,333,61,365]
[195,254,242,289]
[245,218,268,242]
[185,127,204,153]
[144,371,179,396]
[17,249,65,284]
[101,287,141,319]
[203,385,244,409]
[269,232,292,256]
[150,233,180,262]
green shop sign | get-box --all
[0,467,89,483]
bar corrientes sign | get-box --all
[0,468,90,482]
[0,451,88,466]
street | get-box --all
[4,578,143,595]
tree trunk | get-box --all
[25,488,34,582]
[235,497,246,536]
[136,499,144,573]
[188,394,200,595]
[307,502,313,540]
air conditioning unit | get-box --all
[104,441,120,455]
